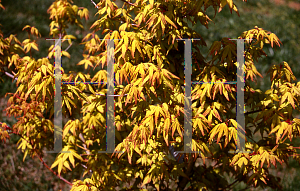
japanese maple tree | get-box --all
[1,0,300,190]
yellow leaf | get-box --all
[149,0,154,8]
[164,117,170,145]
[131,40,137,58]
[31,42,39,51]
[114,174,123,181]
[227,0,233,9]
[22,25,31,31]
[69,153,75,167]
[124,35,129,50]
[64,160,72,171]
[288,92,295,109]
[141,174,151,187]
[164,15,177,29]
[70,149,83,160]
[62,51,70,58]
[58,160,63,176]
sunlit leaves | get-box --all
[47,0,85,36]
[22,39,39,53]
[164,14,177,29]
[61,83,87,116]
[240,26,282,51]
[22,25,41,38]
[230,153,249,169]
[50,146,83,176]
[3,0,300,190]
[245,59,263,82]
[267,61,297,85]
[218,0,240,15]
[63,34,76,45]
[78,58,94,70]
[0,0,4,10]
[0,123,10,143]
[269,121,293,144]
[63,119,81,138]
[268,33,282,48]
[251,147,282,168]
[131,39,143,58]
[78,8,89,20]
[281,91,295,109]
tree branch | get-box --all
[224,178,240,190]
[245,106,272,115]
[90,0,99,8]
[5,72,18,81]
[177,154,195,191]
[120,0,137,7]
[0,122,73,186]
[36,152,73,186]
[79,133,91,155]
[46,33,62,59]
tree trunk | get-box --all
[177,154,195,191]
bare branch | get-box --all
[79,133,91,155]
[90,0,99,8]
[46,34,62,59]
[0,122,73,186]
[245,106,272,115]
[120,0,136,7]
[5,72,17,81]
[64,42,73,52]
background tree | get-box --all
[1,0,300,190]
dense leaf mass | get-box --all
[1,0,300,190]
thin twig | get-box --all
[81,164,92,173]
[4,34,71,82]
[36,152,73,186]
[90,0,99,8]
[0,122,73,186]
[46,34,62,59]
[120,0,136,7]
[224,178,240,190]
[79,133,91,155]
[245,106,272,115]
[64,42,73,52]
[239,186,251,191]
[96,94,128,96]
[5,72,17,81]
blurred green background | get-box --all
[0,0,300,190]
